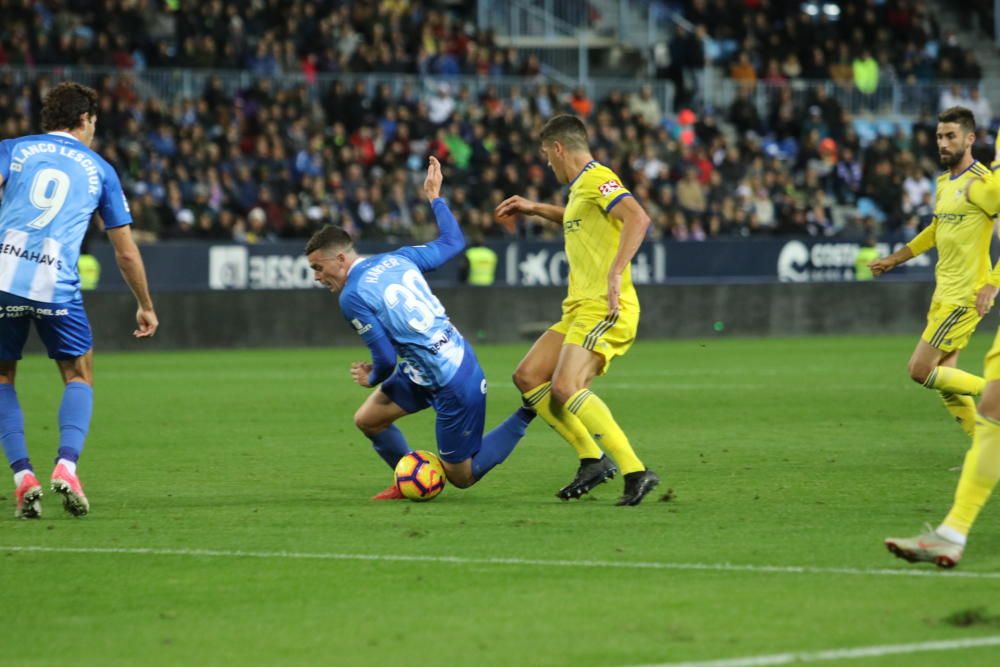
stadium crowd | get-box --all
[0,0,535,78]
[664,0,982,85]
[1,71,986,245]
[0,0,992,245]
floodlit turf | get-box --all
[2,335,1000,667]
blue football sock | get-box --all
[0,384,30,473]
[56,382,93,464]
[472,407,535,480]
[369,425,412,469]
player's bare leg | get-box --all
[514,330,608,486]
[908,340,984,466]
[513,330,563,392]
[355,389,411,499]
[49,353,93,516]
[354,388,408,437]
[906,339,950,386]
[440,459,475,488]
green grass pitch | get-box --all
[2,335,999,666]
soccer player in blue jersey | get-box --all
[0,82,158,518]
[306,157,533,498]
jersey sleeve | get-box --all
[0,140,11,182]
[992,132,1000,172]
[588,169,634,213]
[97,160,133,229]
[967,171,1000,217]
[395,198,465,272]
[906,219,937,256]
[989,260,1000,288]
[340,289,397,385]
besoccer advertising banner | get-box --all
[89,239,935,291]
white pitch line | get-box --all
[624,635,1000,667]
[3,545,1000,581]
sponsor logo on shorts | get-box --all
[0,305,69,318]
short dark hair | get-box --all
[41,82,99,132]
[305,225,354,255]
[539,114,589,151]
[938,106,976,135]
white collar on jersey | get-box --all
[346,256,364,276]
[47,131,79,141]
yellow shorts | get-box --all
[549,301,639,375]
[921,301,981,352]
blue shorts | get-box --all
[380,342,487,464]
[0,292,93,360]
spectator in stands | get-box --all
[428,83,456,126]
[902,166,933,215]
[730,51,757,85]
[0,2,970,245]
[966,88,993,130]
[939,84,967,112]
[853,49,879,104]
[677,168,707,217]
[568,87,593,118]
[628,86,662,127]
[728,87,761,135]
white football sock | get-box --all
[57,459,77,475]
[13,469,34,486]
[936,524,967,546]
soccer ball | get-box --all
[394,450,446,501]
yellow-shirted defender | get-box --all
[496,115,659,506]
[553,160,641,366]
[883,125,1000,568]
[869,106,997,440]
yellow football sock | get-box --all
[942,415,1000,536]
[565,388,645,474]
[939,392,978,437]
[925,366,985,396]
[522,382,603,460]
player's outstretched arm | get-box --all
[401,157,466,272]
[106,225,158,338]
[495,195,564,226]
[607,196,651,313]
[868,247,913,277]
[869,220,938,277]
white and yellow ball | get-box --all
[394,450,446,501]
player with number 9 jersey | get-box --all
[0,82,157,520]
[306,157,533,497]
[0,124,130,302]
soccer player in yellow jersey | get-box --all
[883,124,1000,568]
[868,107,995,441]
[495,115,659,506]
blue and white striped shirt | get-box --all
[0,132,132,303]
